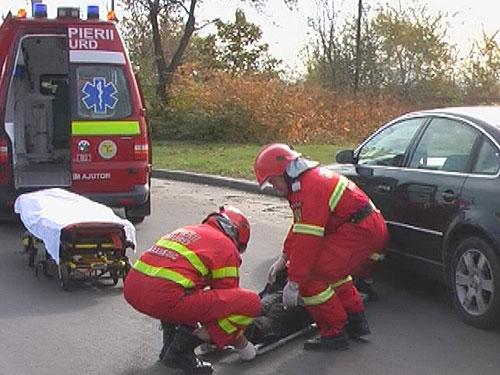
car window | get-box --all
[73,65,132,119]
[357,118,425,166]
[472,138,500,175]
[409,118,479,172]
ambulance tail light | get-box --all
[0,140,8,164]
[33,3,47,18]
[134,141,149,161]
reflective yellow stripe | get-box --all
[228,314,253,326]
[218,318,237,334]
[212,267,239,279]
[132,259,194,288]
[156,239,208,276]
[302,285,335,306]
[329,175,348,211]
[74,243,114,249]
[72,121,140,135]
[292,223,325,237]
[217,314,254,334]
[370,252,385,261]
[331,275,352,289]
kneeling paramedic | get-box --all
[254,144,388,351]
[124,206,261,374]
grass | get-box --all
[153,141,352,180]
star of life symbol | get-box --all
[81,77,118,114]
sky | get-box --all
[2,0,500,76]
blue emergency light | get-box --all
[33,3,47,18]
[87,5,99,19]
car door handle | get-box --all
[442,189,458,202]
[376,184,392,193]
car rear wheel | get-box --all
[449,236,500,328]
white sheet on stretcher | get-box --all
[14,188,137,264]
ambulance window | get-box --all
[74,65,132,119]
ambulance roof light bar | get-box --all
[57,7,80,19]
[87,5,99,20]
[33,3,47,18]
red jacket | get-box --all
[128,221,242,311]
[283,166,371,283]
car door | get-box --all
[387,117,481,263]
[345,117,428,222]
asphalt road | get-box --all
[1,178,500,375]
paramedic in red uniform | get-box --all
[124,206,260,375]
[254,144,388,351]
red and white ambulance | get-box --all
[0,5,151,223]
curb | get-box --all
[152,169,280,197]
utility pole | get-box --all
[111,0,115,11]
[354,0,362,93]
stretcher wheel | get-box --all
[122,262,131,281]
[59,265,71,291]
[110,270,119,286]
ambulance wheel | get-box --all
[124,210,145,224]
[59,266,71,291]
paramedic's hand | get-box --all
[267,254,287,283]
[282,281,300,309]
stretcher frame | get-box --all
[23,222,134,290]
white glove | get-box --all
[238,340,257,361]
[282,281,300,309]
[267,254,287,283]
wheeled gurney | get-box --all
[15,188,136,290]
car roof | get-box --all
[408,106,500,127]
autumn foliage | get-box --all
[153,64,414,144]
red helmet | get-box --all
[203,205,251,253]
[254,143,300,186]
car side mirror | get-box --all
[336,149,355,164]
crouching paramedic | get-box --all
[254,144,388,351]
[123,205,261,374]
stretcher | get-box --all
[194,323,317,358]
[15,188,136,290]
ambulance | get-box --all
[0,4,152,223]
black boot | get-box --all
[158,321,176,362]
[347,311,371,339]
[303,329,350,351]
[162,326,213,375]
[355,278,378,301]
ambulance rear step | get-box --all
[14,164,71,188]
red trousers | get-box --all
[124,270,261,348]
[300,210,388,337]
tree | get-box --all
[462,30,500,104]
[119,0,297,105]
[196,9,281,76]
[305,1,459,103]
[305,0,381,93]
[371,2,457,101]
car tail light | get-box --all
[134,140,149,161]
[0,140,8,163]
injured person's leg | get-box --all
[244,269,312,345]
